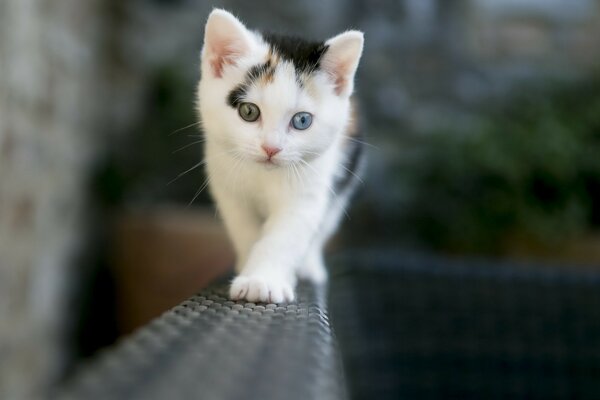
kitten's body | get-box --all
[198,10,364,302]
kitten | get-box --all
[197,9,365,303]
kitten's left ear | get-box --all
[321,31,364,97]
[202,9,253,78]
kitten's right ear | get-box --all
[202,9,252,78]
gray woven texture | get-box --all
[60,283,346,400]
[330,252,600,399]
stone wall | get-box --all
[0,0,103,398]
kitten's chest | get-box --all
[208,156,294,213]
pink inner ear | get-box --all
[210,53,234,78]
[210,56,225,78]
[329,61,351,96]
[208,46,231,78]
[208,40,246,78]
[334,75,347,96]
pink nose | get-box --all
[262,145,282,159]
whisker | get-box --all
[286,165,293,190]
[290,163,302,191]
[301,150,321,155]
[297,158,351,220]
[295,163,306,192]
[302,149,363,184]
[187,176,211,207]
[168,121,202,136]
[227,152,248,205]
[168,160,206,185]
[172,139,205,154]
[298,159,337,198]
[345,136,379,150]
[168,149,236,186]
[339,163,364,184]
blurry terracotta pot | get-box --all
[111,207,234,334]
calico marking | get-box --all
[262,33,328,75]
[227,33,328,108]
[227,61,275,107]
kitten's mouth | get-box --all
[258,158,281,168]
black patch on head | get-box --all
[263,32,328,75]
[227,61,276,108]
[227,85,247,108]
[247,60,274,82]
[226,33,328,109]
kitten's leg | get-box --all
[296,191,351,284]
[297,247,327,284]
[230,199,327,303]
[215,192,260,271]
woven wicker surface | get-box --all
[60,283,346,400]
[61,252,600,399]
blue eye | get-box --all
[291,112,313,130]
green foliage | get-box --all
[399,76,600,254]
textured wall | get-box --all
[0,0,103,398]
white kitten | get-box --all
[197,9,365,303]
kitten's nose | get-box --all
[261,145,282,159]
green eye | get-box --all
[238,102,260,122]
[291,112,312,130]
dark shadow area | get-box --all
[330,251,600,399]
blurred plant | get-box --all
[93,65,209,207]
[398,75,600,254]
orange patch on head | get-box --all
[258,49,280,85]
[261,66,275,84]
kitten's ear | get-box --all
[321,31,364,97]
[202,9,253,78]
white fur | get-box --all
[197,9,363,303]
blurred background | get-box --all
[1,0,600,398]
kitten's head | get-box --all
[198,9,363,167]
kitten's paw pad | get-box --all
[230,276,295,303]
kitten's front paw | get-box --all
[230,275,295,303]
